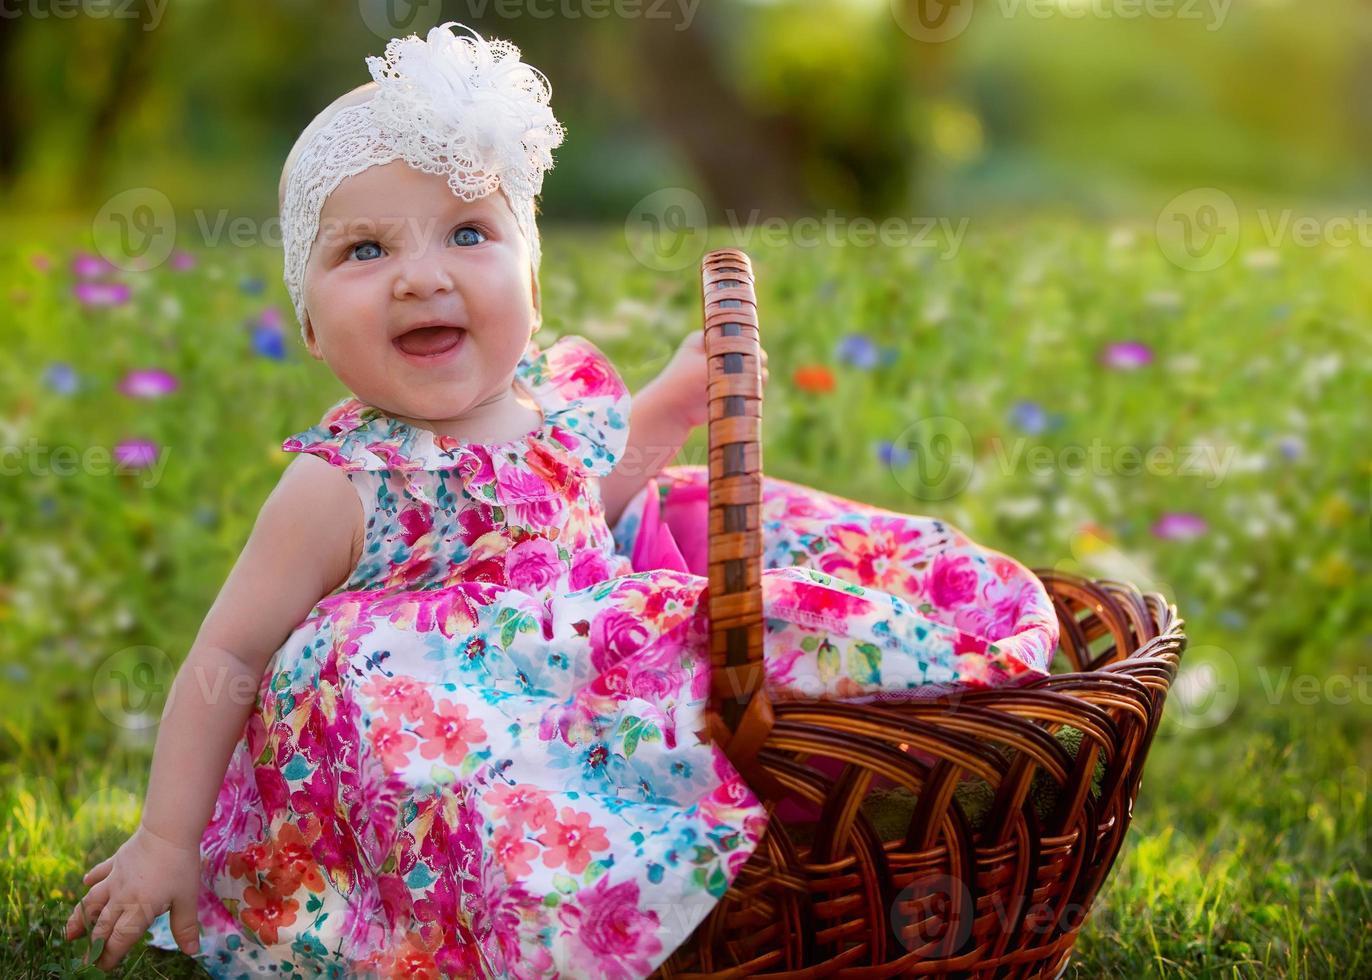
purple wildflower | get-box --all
[73,281,132,307]
[71,252,115,279]
[114,439,159,470]
[1151,512,1208,540]
[118,369,179,398]
[170,251,196,271]
[1100,341,1154,370]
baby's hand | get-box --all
[65,824,203,970]
[653,332,769,432]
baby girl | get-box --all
[64,22,1058,979]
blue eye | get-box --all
[452,226,486,247]
[350,242,382,261]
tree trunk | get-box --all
[0,16,22,192]
[630,10,810,221]
[74,17,159,200]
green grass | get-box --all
[1,216,1367,977]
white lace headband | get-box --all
[280,21,566,343]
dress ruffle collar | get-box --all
[281,335,630,505]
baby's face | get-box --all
[301,159,538,423]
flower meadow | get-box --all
[0,219,1367,977]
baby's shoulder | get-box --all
[269,453,365,581]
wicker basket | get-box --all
[654,249,1187,978]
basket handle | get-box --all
[700,249,774,780]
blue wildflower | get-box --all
[1009,400,1048,434]
[42,362,79,395]
[252,325,286,360]
[835,333,880,370]
[876,440,911,467]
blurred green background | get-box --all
[2,1,1369,977]
[4,0,1372,220]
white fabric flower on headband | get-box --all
[280,22,566,340]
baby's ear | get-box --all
[529,268,542,330]
[301,315,323,361]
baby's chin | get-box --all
[360,389,476,422]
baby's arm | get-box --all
[65,453,362,970]
[139,453,361,847]
[600,373,696,529]
[599,332,767,528]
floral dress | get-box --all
[147,334,1059,979]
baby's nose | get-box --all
[393,251,456,300]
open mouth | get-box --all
[393,324,465,360]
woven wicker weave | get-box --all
[654,249,1186,978]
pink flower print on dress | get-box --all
[559,876,664,980]
[262,821,326,896]
[818,516,926,595]
[505,536,562,593]
[561,344,625,399]
[361,674,436,723]
[369,583,489,638]
[240,882,300,946]
[397,505,433,547]
[497,463,555,503]
[769,573,874,631]
[538,806,610,873]
[457,504,496,545]
[924,551,980,608]
[367,717,419,772]
[485,783,557,832]
[590,607,654,671]
[416,699,487,765]
[952,579,1039,643]
[491,826,539,878]
[569,548,612,590]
